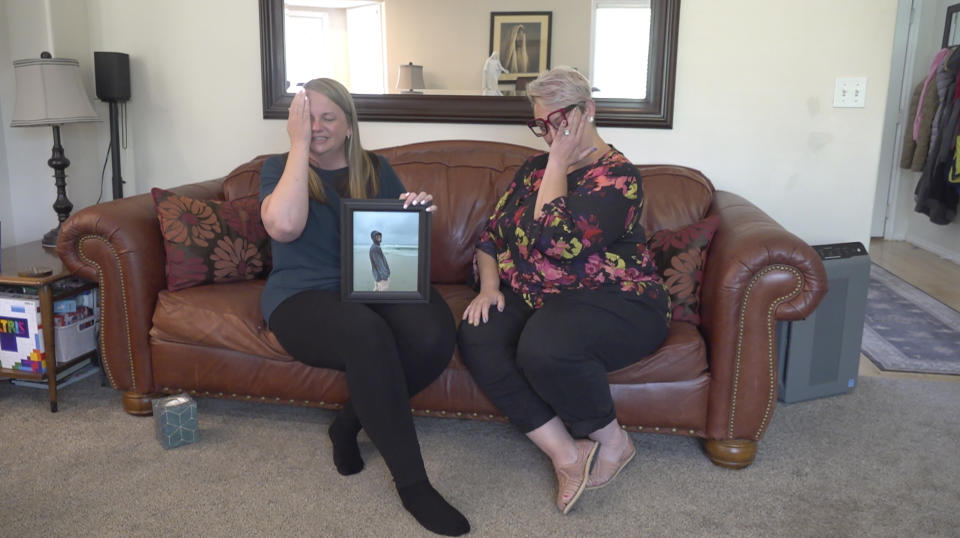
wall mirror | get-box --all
[260,0,680,127]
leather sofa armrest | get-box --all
[699,191,828,442]
[57,179,225,395]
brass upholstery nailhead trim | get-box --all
[728,264,803,439]
[621,426,698,436]
[77,235,134,390]
[162,390,347,408]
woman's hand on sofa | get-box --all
[462,288,505,326]
[400,191,437,212]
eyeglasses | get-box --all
[527,103,583,137]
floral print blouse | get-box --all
[475,148,670,316]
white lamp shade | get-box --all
[396,62,425,91]
[10,57,99,127]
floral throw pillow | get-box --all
[646,215,720,325]
[151,188,271,292]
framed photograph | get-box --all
[489,11,552,82]
[340,199,430,303]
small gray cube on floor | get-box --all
[152,393,198,449]
[777,242,870,403]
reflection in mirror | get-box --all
[260,0,679,127]
[944,3,960,48]
[592,3,650,99]
[284,0,385,93]
[283,0,649,99]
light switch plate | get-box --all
[834,77,867,108]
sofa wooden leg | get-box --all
[703,439,757,469]
[122,391,154,416]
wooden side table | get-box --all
[0,240,98,411]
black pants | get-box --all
[458,288,668,438]
[269,287,455,487]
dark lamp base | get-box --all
[42,225,60,248]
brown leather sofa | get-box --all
[58,140,827,469]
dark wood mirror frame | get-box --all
[260,0,679,127]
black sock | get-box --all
[328,409,363,476]
[397,480,470,536]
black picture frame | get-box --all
[489,11,552,82]
[340,199,430,303]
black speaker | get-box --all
[94,51,130,102]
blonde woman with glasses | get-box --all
[458,66,670,514]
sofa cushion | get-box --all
[152,188,271,291]
[437,285,708,384]
[150,279,290,360]
[151,281,707,387]
[647,215,720,324]
[636,165,715,234]
[221,154,273,201]
[606,321,708,384]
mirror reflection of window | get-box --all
[284,0,385,93]
[347,3,386,93]
[284,6,330,92]
[592,1,651,99]
[951,12,960,47]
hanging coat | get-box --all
[900,81,940,171]
[915,48,960,224]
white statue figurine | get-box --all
[482,52,509,96]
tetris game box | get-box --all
[0,294,45,372]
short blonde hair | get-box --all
[526,66,592,108]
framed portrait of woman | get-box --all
[340,199,431,303]
[489,11,552,82]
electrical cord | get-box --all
[96,142,111,205]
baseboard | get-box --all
[904,237,960,265]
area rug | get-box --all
[861,264,960,376]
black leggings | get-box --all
[269,287,455,487]
[458,288,668,437]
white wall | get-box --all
[0,0,106,247]
[1,0,899,249]
[0,0,13,248]
[898,0,960,263]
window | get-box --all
[283,0,384,93]
[592,0,651,99]
[284,7,330,92]
[346,3,385,93]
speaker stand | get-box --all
[108,101,124,199]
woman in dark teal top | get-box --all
[260,78,468,537]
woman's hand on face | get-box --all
[287,90,312,149]
[399,191,438,212]
[548,106,595,169]
[462,288,505,326]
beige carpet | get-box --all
[1,371,958,537]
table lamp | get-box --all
[396,62,425,93]
[10,52,100,247]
